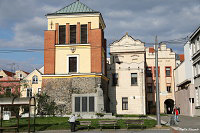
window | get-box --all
[81,24,87,44]
[5,88,11,96]
[70,25,76,44]
[59,25,66,44]
[131,73,137,85]
[122,97,128,110]
[166,67,171,77]
[196,87,200,106]
[167,85,171,93]
[146,67,152,77]
[147,85,153,93]
[74,96,95,112]
[19,74,23,79]
[82,97,87,112]
[32,75,38,84]
[68,56,78,73]
[75,97,80,112]
[26,88,32,97]
[38,88,41,95]
[112,73,118,86]
[89,96,95,112]
[154,67,160,77]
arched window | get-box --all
[32,75,38,84]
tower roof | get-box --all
[47,1,99,15]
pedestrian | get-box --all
[68,114,77,132]
[175,108,179,122]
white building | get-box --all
[189,26,200,116]
[107,33,146,115]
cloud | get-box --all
[0,58,43,73]
[0,17,46,48]
[0,0,200,68]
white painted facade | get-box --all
[107,34,146,115]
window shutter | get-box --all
[70,25,76,44]
[81,24,87,44]
[59,25,66,44]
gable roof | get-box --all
[47,1,99,15]
[189,25,200,40]
[1,69,15,77]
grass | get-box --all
[1,117,156,132]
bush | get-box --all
[36,93,58,116]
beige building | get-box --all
[15,70,29,80]
[108,33,146,115]
[21,67,43,98]
[146,44,176,114]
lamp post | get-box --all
[155,36,161,127]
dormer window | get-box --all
[19,74,23,80]
[32,75,38,84]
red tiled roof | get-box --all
[21,70,29,75]
[2,70,15,77]
[0,77,20,82]
[149,47,155,53]
[179,54,184,62]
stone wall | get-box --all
[42,76,108,114]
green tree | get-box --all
[36,93,57,116]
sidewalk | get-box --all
[149,115,200,132]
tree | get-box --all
[36,93,57,116]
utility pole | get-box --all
[155,36,161,127]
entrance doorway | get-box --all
[164,99,174,114]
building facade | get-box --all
[21,67,43,98]
[190,26,200,116]
[42,1,108,115]
[175,42,195,116]
[108,33,146,115]
[146,44,176,114]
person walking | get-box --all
[175,108,179,122]
[68,114,77,132]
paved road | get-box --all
[37,129,171,133]
[160,115,200,133]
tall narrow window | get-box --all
[75,97,80,112]
[81,24,87,44]
[70,25,76,44]
[38,88,41,95]
[59,25,66,44]
[112,73,118,86]
[131,73,137,85]
[27,88,32,97]
[89,97,95,112]
[167,85,171,93]
[146,67,152,77]
[32,75,38,84]
[122,97,128,110]
[82,97,87,112]
[166,67,171,77]
[69,57,77,73]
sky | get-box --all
[0,0,200,72]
